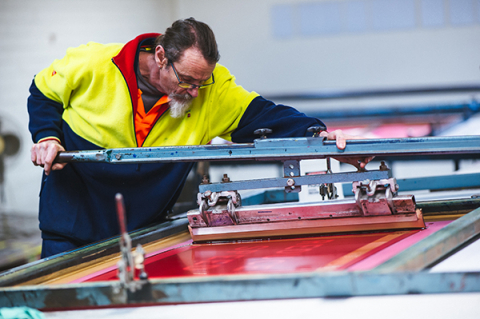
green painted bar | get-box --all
[373,207,480,272]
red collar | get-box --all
[112,33,161,110]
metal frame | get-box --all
[1,271,479,310]
[1,206,479,310]
[2,135,480,309]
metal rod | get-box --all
[1,271,480,309]
[199,169,391,193]
[115,193,127,236]
[55,135,480,165]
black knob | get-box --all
[254,128,273,139]
[307,125,326,137]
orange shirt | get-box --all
[135,89,170,146]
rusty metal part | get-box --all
[187,193,423,242]
[197,190,242,226]
[353,178,401,216]
[188,208,424,242]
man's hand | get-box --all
[319,130,374,170]
[31,139,67,175]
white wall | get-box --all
[177,0,480,95]
[0,0,479,219]
[0,0,176,217]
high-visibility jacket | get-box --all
[27,33,325,245]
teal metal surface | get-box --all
[241,190,299,206]
[0,271,479,310]
[56,136,480,164]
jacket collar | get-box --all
[112,33,161,106]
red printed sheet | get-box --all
[80,221,448,282]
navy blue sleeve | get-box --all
[231,96,326,143]
[27,79,65,143]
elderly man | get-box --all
[28,18,368,258]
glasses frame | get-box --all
[169,62,215,89]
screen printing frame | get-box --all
[0,197,479,310]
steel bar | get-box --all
[55,135,480,165]
[199,169,391,193]
[0,271,479,310]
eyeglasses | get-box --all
[169,62,215,89]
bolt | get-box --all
[201,175,210,184]
[115,154,122,160]
[287,178,295,186]
[379,161,389,171]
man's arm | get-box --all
[27,79,67,175]
[230,96,325,141]
[231,96,373,169]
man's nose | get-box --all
[187,87,199,98]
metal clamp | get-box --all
[353,178,399,216]
[115,193,148,293]
[197,190,242,225]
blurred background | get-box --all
[0,0,479,270]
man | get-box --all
[28,18,369,258]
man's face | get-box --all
[155,46,215,99]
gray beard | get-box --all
[169,93,193,118]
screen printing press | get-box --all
[1,134,480,311]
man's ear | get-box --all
[155,45,168,68]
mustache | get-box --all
[171,93,193,102]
